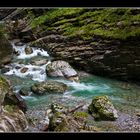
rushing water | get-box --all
[1,40,140,116]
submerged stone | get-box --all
[31,81,68,95]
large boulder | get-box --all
[0,36,13,68]
[0,76,10,107]
[31,81,68,95]
[0,76,27,113]
[0,76,28,132]
[0,105,28,132]
[88,96,118,121]
[46,60,79,82]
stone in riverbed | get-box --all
[50,103,67,114]
[25,46,33,54]
[88,96,118,121]
[46,60,79,82]
[30,57,49,66]
[20,67,28,73]
[31,81,68,95]
[1,67,10,73]
[19,88,29,96]
[14,42,25,46]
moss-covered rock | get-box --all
[0,106,28,132]
[0,76,10,106]
[0,76,28,132]
[88,96,118,121]
[31,81,68,95]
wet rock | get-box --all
[88,96,118,121]
[18,60,24,64]
[20,67,28,73]
[14,42,25,46]
[13,48,20,56]
[31,81,68,95]
[15,66,21,70]
[46,60,79,82]
[1,67,10,73]
[19,88,29,96]
[25,46,33,54]
[30,57,48,66]
[50,103,67,114]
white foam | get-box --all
[12,42,49,59]
[5,42,51,82]
[55,79,111,93]
[5,61,51,82]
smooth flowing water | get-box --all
[1,40,140,118]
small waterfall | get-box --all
[4,40,51,82]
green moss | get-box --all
[74,111,88,119]
[30,8,140,40]
[4,105,15,113]
[30,8,85,28]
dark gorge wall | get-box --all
[4,8,140,82]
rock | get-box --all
[20,67,28,73]
[38,116,50,131]
[50,103,67,114]
[15,66,21,70]
[18,60,24,64]
[0,76,10,106]
[116,21,125,28]
[0,76,27,112]
[14,42,25,46]
[0,105,28,132]
[0,36,13,68]
[4,91,27,113]
[31,81,68,95]
[0,76,28,132]
[48,112,69,132]
[88,96,118,121]
[46,60,79,82]
[30,57,48,66]
[13,48,20,56]
[19,88,29,96]
[1,67,10,73]
[24,46,33,54]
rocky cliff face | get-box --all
[0,36,13,68]
[0,76,28,132]
[3,8,140,82]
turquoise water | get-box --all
[2,41,140,115]
[4,73,140,114]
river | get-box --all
[0,39,140,132]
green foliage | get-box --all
[30,8,84,28]
[30,8,140,40]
